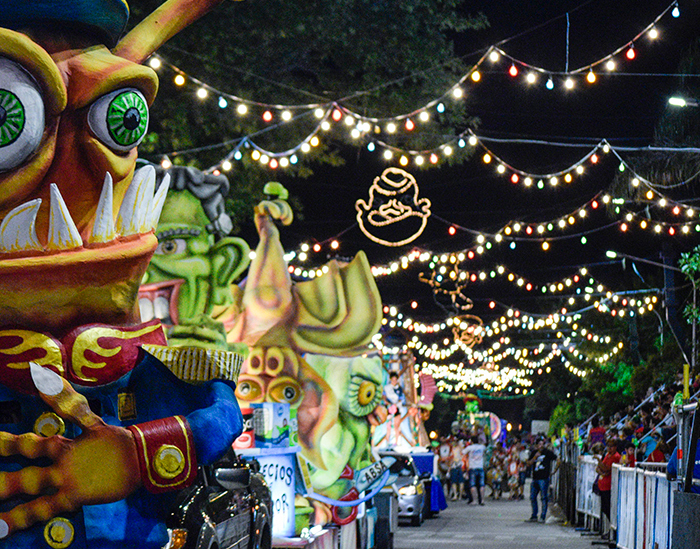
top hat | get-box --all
[0,0,130,47]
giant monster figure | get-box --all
[0,1,245,548]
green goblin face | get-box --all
[139,186,249,341]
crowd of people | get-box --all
[432,375,700,531]
[436,428,561,522]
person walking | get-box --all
[466,435,487,505]
[526,437,560,522]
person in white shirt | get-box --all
[466,435,487,505]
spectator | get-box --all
[526,438,560,522]
[596,438,621,536]
[646,437,669,463]
[620,443,636,467]
[588,417,606,446]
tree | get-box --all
[130,0,488,222]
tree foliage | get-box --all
[130,0,488,222]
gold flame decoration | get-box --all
[71,324,163,383]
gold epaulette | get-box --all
[143,345,243,383]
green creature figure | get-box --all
[303,354,388,498]
[139,166,250,350]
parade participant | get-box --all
[465,434,486,505]
[526,438,560,522]
[507,446,524,500]
[383,371,407,446]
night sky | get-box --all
[272,0,700,326]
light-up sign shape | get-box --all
[356,167,431,247]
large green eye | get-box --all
[348,376,382,417]
[0,57,45,172]
[88,88,149,152]
[107,91,148,147]
[0,90,25,147]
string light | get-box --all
[146,3,678,170]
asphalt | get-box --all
[394,483,606,549]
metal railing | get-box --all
[614,463,673,549]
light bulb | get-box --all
[236,103,247,115]
[605,59,616,71]
[453,87,464,99]
[196,87,208,99]
[626,45,635,60]
[564,78,574,89]
[148,57,162,69]
[526,72,537,84]
[471,70,481,82]
[649,27,658,40]
[281,110,292,121]
[546,77,554,90]
[174,74,186,86]
[489,50,500,62]
[509,64,518,77]
[586,70,596,83]
[672,4,680,17]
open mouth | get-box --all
[0,165,169,257]
[138,279,183,326]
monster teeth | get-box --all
[46,184,82,251]
[116,165,155,236]
[149,172,170,231]
[0,165,165,255]
[0,198,43,252]
[89,172,116,244]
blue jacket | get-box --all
[0,351,242,549]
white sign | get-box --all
[257,453,296,537]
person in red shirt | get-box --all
[646,439,669,463]
[596,438,621,531]
[621,443,636,467]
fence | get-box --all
[555,454,674,548]
[575,455,601,527]
[614,463,673,549]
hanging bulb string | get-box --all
[150,0,678,136]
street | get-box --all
[395,486,599,549]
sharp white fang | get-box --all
[46,184,82,250]
[149,172,170,230]
[116,165,155,236]
[90,172,116,243]
[0,198,43,252]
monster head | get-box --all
[0,0,225,336]
[140,166,250,348]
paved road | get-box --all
[394,488,603,549]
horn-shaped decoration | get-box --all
[114,0,233,64]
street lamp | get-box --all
[668,96,699,108]
[606,250,697,372]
